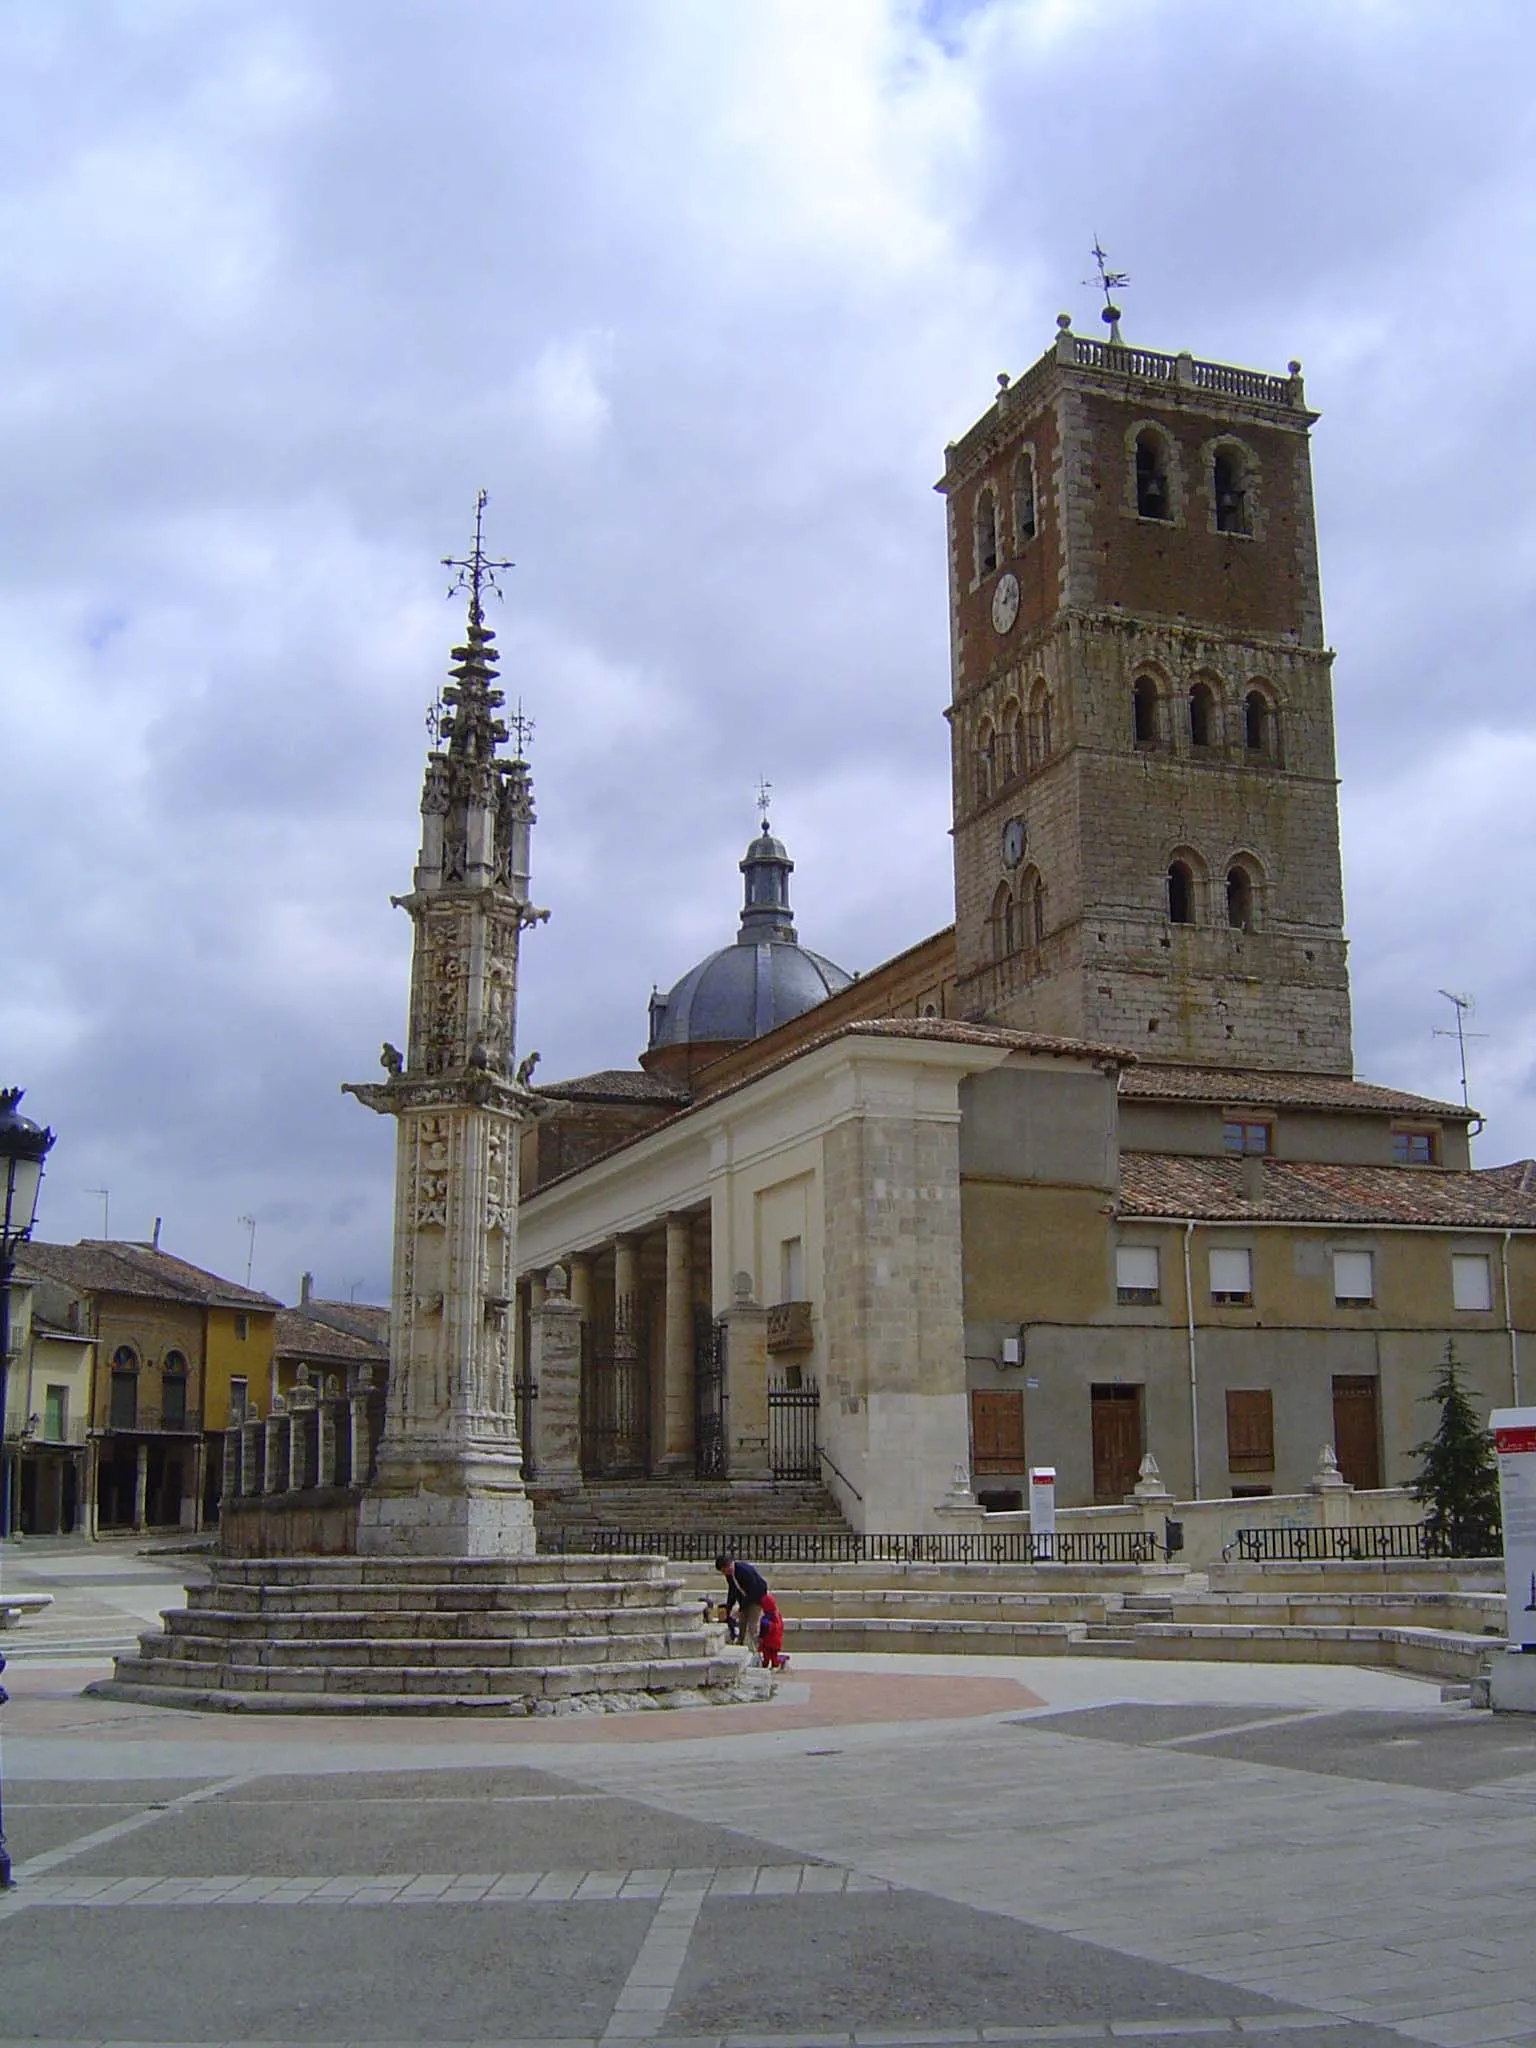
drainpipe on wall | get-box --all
[1502,1230,1522,1405]
[1183,1219,1201,1500]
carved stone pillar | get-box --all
[288,1371,316,1491]
[658,1214,695,1472]
[349,1367,376,1491]
[241,1416,265,1496]
[316,1389,338,1488]
[133,1441,149,1529]
[722,1271,771,1480]
[530,1263,583,1493]
[221,1426,241,1503]
[264,1400,289,1495]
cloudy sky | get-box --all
[5,0,1535,1303]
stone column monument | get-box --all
[345,496,548,1557]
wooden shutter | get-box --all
[970,1389,1026,1474]
[1225,1389,1274,1473]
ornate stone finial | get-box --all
[1056,312,1072,331]
[1132,1451,1172,1502]
[997,371,1010,390]
[295,1363,310,1386]
[1288,359,1302,376]
[545,1262,569,1299]
[271,1393,288,1416]
[380,1042,403,1076]
[732,1270,755,1307]
[354,1365,374,1393]
[1310,1443,1350,1491]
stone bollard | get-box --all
[349,1367,375,1489]
[1132,1452,1176,1556]
[241,1415,266,1497]
[316,1381,338,1489]
[221,1425,241,1503]
[1308,1443,1354,1533]
[264,1396,290,1495]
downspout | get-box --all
[1183,1220,1201,1500]
[1502,1229,1521,1405]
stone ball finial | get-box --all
[732,1269,754,1306]
[295,1363,310,1385]
[1057,312,1072,331]
[545,1262,569,1299]
[1288,359,1302,376]
[997,371,1011,390]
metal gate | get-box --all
[581,1295,651,1477]
[694,1306,726,1480]
[769,1373,820,1481]
[514,1359,537,1482]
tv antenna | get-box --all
[1085,238,1129,343]
[238,1213,257,1289]
[1433,990,1487,1114]
[88,1188,110,1239]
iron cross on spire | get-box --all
[1085,238,1130,344]
[442,488,515,622]
[756,776,773,830]
[508,699,535,759]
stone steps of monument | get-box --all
[137,1626,713,1670]
[210,1554,677,1588]
[166,1604,710,1643]
[183,1578,693,1618]
[108,1650,736,1701]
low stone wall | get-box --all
[219,1488,361,1557]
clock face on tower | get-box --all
[991,571,1020,635]
[1001,817,1027,869]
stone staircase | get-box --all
[532,1480,850,1548]
[90,1554,749,1716]
[662,1559,1506,1682]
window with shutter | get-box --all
[1332,1249,1375,1304]
[1210,1247,1254,1305]
[1452,1254,1493,1312]
[1226,1389,1275,1473]
[1116,1245,1161,1304]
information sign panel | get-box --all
[1491,1408,1536,1650]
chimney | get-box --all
[300,1271,314,1306]
[151,1217,162,1250]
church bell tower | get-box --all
[939,312,1352,1075]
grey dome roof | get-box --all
[647,820,853,1053]
[649,939,852,1050]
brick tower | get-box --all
[939,314,1352,1074]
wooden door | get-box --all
[1091,1384,1144,1501]
[970,1389,1026,1475]
[1332,1375,1381,1490]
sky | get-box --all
[5,0,1536,1305]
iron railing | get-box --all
[1220,1524,1469,1563]
[557,1528,1159,1565]
[768,1375,819,1481]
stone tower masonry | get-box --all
[345,511,548,1556]
[938,315,1353,1075]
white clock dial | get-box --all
[1002,817,1027,869]
[991,571,1020,635]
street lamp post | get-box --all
[0,1087,55,1889]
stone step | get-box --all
[184,1580,692,1617]
[108,1651,738,1701]
[138,1628,710,1670]
[210,1555,674,1587]
[165,1606,710,1643]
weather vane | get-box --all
[442,488,514,619]
[1085,238,1129,343]
[508,698,535,759]
[756,775,773,830]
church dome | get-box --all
[644,820,853,1075]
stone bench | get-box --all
[0,1592,54,1627]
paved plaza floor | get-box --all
[2,1540,1534,2048]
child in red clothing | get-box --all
[756,1592,789,1670]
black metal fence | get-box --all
[560,1527,1159,1565]
[581,1296,651,1478]
[693,1307,725,1480]
[768,1375,819,1481]
[1222,1524,1484,1563]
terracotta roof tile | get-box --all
[1120,1063,1471,1120]
[274,1307,388,1366]
[538,1069,690,1105]
[17,1240,281,1309]
[1119,1153,1536,1228]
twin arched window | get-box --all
[1013,453,1037,543]
[975,487,999,579]
[1166,854,1263,930]
[991,870,1047,962]
[1028,680,1053,766]
[1134,674,1281,761]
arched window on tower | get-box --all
[1007,704,1025,782]
[975,486,999,578]
[1031,872,1047,948]
[975,720,995,806]
[1167,860,1195,926]
[1214,445,1250,534]
[1135,429,1171,521]
[1244,688,1276,758]
[1013,452,1037,543]
[1189,681,1216,750]
[1133,676,1160,747]
[990,881,1012,962]
[1226,864,1255,932]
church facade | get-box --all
[514,317,1536,1531]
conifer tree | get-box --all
[1409,1342,1502,1558]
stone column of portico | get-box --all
[655,1213,695,1473]
[722,1271,771,1479]
[529,1263,583,1494]
[568,1252,593,1318]
[133,1442,149,1531]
